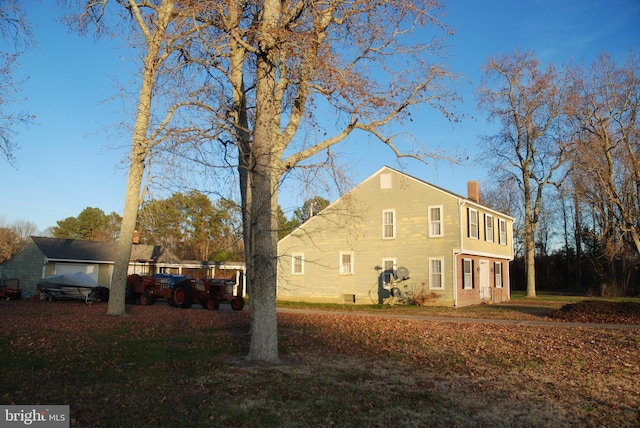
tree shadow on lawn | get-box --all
[488,302,559,319]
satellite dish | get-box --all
[396,266,410,280]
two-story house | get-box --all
[277,166,515,307]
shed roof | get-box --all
[30,236,180,264]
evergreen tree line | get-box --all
[44,192,330,263]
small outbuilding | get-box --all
[0,237,180,294]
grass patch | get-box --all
[278,293,640,322]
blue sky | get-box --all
[2,0,639,233]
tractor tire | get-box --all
[230,296,245,311]
[172,282,193,309]
[206,298,219,311]
[125,281,135,304]
[139,293,154,306]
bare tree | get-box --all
[68,0,217,315]
[481,176,524,257]
[569,52,640,256]
[68,0,457,360]
[180,0,459,361]
[477,50,569,298]
[0,0,35,164]
[567,52,640,294]
[0,217,37,262]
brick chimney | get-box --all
[467,181,480,203]
[133,230,140,245]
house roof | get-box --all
[351,166,514,218]
[30,236,181,264]
[32,236,115,261]
[279,165,515,243]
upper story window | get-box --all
[468,208,479,239]
[462,259,473,289]
[292,253,304,275]
[340,252,354,275]
[428,205,443,237]
[380,173,392,189]
[382,209,395,239]
[485,214,494,242]
[498,219,508,245]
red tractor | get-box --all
[126,273,245,311]
[126,273,196,308]
[200,278,245,311]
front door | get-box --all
[479,260,491,300]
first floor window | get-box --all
[495,262,503,288]
[340,252,354,275]
[292,254,304,275]
[381,258,396,284]
[463,259,473,289]
[429,258,444,290]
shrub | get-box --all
[409,288,441,306]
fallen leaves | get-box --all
[550,300,640,324]
[0,299,639,427]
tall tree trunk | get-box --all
[524,222,537,298]
[523,184,537,298]
[236,88,252,327]
[245,0,280,362]
[106,0,175,315]
[228,0,254,335]
[107,150,146,315]
[573,190,582,285]
[247,159,279,361]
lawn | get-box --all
[0,298,638,427]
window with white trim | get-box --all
[380,173,392,189]
[292,253,304,275]
[498,219,508,245]
[495,262,503,288]
[462,259,473,289]
[382,209,395,239]
[428,205,443,237]
[340,252,354,275]
[485,214,494,242]
[429,257,444,290]
[381,258,396,284]
[468,208,478,239]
